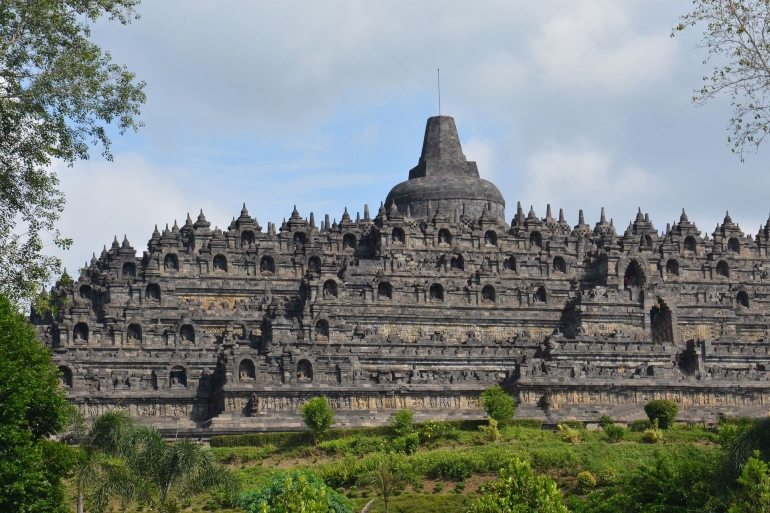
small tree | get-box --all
[480,385,516,422]
[467,458,568,513]
[644,400,679,429]
[729,451,770,512]
[300,396,335,444]
[239,470,352,513]
[0,293,76,512]
[358,452,416,513]
[479,418,501,443]
[390,408,414,437]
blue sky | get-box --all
[47,0,770,273]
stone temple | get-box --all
[33,115,770,433]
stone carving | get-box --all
[31,115,770,432]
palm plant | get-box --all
[720,417,770,485]
[67,408,137,513]
[124,426,238,513]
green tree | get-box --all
[66,408,137,513]
[239,469,352,513]
[625,448,718,513]
[300,396,336,444]
[729,451,770,512]
[0,0,146,304]
[720,417,770,483]
[644,399,679,429]
[466,458,568,513]
[124,426,238,513]
[0,292,76,512]
[480,385,516,422]
[358,452,416,513]
[674,0,770,159]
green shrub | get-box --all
[454,481,466,494]
[598,415,614,429]
[604,425,625,443]
[467,458,568,513]
[434,482,444,493]
[300,396,336,443]
[418,420,459,445]
[629,419,651,432]
[238,469,352,513]
[393,433,420,455]
[644,400,679,429]
[595,467,620,486]
[641,419,664,444]
[729,451,770,512]
[560,420,585,430]
[576,471,597,494]
[391,408,415,436]
[557,424,580,443]
[504,419,543,429]
[480,386,516,422]
[479,418,501,443]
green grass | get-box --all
[352,492,467,513]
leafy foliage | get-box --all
[123,426,239,512]
[631,449,721,512]
[644,400,679,429]
[0,0,146,304]
[300,397,336,444]
[604,425,626,443]
[558,424,580,444]
[674,0,770,159]
[466,458,568,513]
[0,292,75,512]
[641,419,664,444]
[479,418,501,443]
[729,451,770,512]
[479,386,516,422]
[576,471,597,494]
[239,470,352,513]
[358,453,416,513]
[598,415,614,429]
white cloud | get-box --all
[520,146,662,225]
[46,155,230,274]
[528,1,676,94]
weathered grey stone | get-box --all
[32,115,770,433]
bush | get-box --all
[576,471,596,494]
[641,419,664,444]
[300,396,336,443]
[598,415,614,429]
[418,420,459,445]
[604,425,625,443]
[433,482,444,493]
[557,424,580,444]
[479,419,501,443]
[480,386,516,422]
[238,469,352,513]
[467,458,568,513]
[390,409,415,437]
[393,433,420,455]
[729,451,770,512]
[644,400,679,429]
[595,467,620,486]
[504,419,543,429]
[629,419,651,432]
[560,420,585,430]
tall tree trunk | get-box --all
[77,491,84,513]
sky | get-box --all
[46,0,770,274]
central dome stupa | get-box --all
[385,115,505,220]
